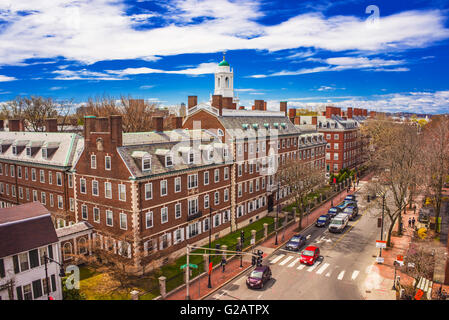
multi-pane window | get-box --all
[31,168,36,181]
[92,180,99,196]
[68,174,73,188]
[145,211,153,228]
[160,180,167,196]
[104,182,112,198]
[224,167,229,180]
[80,178,86,194]
[174,177,181,193]
[93,207,100,223]
[10,165,14,177]
[33,190,38,201]
[40,192,46,205]
[91,154,97,169]
[118,184,126,201]
[204,194,209,209]
[105,156,111,170]
[203,171,209,185]
[214,169,219,183]
[69,198,74,211]
[106,210,113,226]
[145,183,152,200]
[175,203,181,219]
[142,156,151,171]
[161,207,168,223]
[48,172,52,184]
[188,198,198,216]
[224,188,229,202]
[188,174,198,189]
[165,155,173,167]
[81,205,88,220]
[57,195,63,209]
[120,213,127,230]
[56,172,62,186]
[214,191,219,205]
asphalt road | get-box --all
[206,182,389,300]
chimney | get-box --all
[363,109,368,117]
[45,118,58,132]
[109,115,123,147]
[153,117,164,132]
[232,103,237,110]
[211,95,223,116]
[97,117,109,132]
[369,111,376,118]
[288,108,296,118]
[264,101,267,111]
[84,116,97,142]
[347,107,353,119]
[239,106,245,110]
[294,117,301,125]
[325,106,333,119]
[8,119,21,132]
[0,120,3,131]
[335,107,342,117]
[254,100,264,111]
[172,117,183,129]
[312,116,317,125]
[188,96,198,109]
[223,97,233,109]
[280,101,287,117]
[251,105,256,110]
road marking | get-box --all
[279,256,294,266]
[257,293,263,299]
[351,270,360,280]
[270,254,285,264]
[337,270,345,280]
[316,263,330,275]
[307,263,319,272]
[297,264,306,270]
[330,207,368,250]
[288,258,300,268]
[325,271,331,277]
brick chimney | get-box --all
[153,117,164,132]
[325,106,333,119]
[9,119,21,132]
[84,116,97,142]
[211,95,223,116]
[172,116,183,129]
[294,117,301,125]
[97,117,109,132]
[110,115,123,147]
[280,101,287,117]
[239,106,245,110]
[223,97,234,109]
[312,116,317,125]
[288,108,296,119]
[45,118,58,132]
[254,100,264,111]
[369,111,376,118]
[363,109,368,117]
[347,107,353,119]
[264,101,267,111]
[188,96,198,109]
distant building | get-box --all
[0,202,63,300]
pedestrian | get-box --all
[221,258,226,273]
[412,217,415,228]
[408,217,412,228]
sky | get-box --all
[0,0,449,114]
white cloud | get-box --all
[0,1,448,67]
[106,62,217,77]
[52,69,126,80]
[0,75,16,82]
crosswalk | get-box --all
[269,253,363,282]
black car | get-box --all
[343,200,358,209]
[285,234,307,251]
[316,214,331,227]
[246,266,272,289]
[327,207,341,218]
[343,206,358,220]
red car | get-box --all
[300,246,320,265]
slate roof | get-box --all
[0,202,58,258]
[218,115,301,137]
[0,131,84,167]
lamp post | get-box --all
[208,206,213,289]
[43,253,66,300]
[379,192,386,257]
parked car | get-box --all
[327,207,341,218]
[336,202,351,212]
[344,195,357,202]
[316,214,331,227]
[246,265,272,289]
[300,246,320,265]
[343,206,358,220]
[343,200,358,209]
[285,234,307,251]
[328,213,349,233]
[418,207,433,223]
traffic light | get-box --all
[333,177,336,184]
[251,256,257,266]
[257,250,263,266]
[240,230,245,244]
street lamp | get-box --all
[275,180,280,245]
[43,253,66,300]
[208,206,213,288]
[379,191,386,258]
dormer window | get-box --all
[188,152,194,164]
[242,124,249,130]
[42,148,47,159]
[142,156,151,172]
[26,147,31,156]
[165,155,173,167]
[217,129,224,137]
[12,146,17,155]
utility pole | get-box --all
[380,193,385,257]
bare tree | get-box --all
[419,115,449,232]
[276,159,325,230]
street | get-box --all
[206,181,391,300]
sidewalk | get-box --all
[165,184,359,300]
[362,195,423,300]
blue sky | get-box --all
[0,0,449,114]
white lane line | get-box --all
[288,258,300,268]
[270,254,285,264]
[297,263,306,270]
[307,263,319,272]
[337,270,345,280]
[325,271,331,277]
[316,263,330,275]
[351,270,360,280]
[279,256,294,266]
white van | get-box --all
[328,213,349,233]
